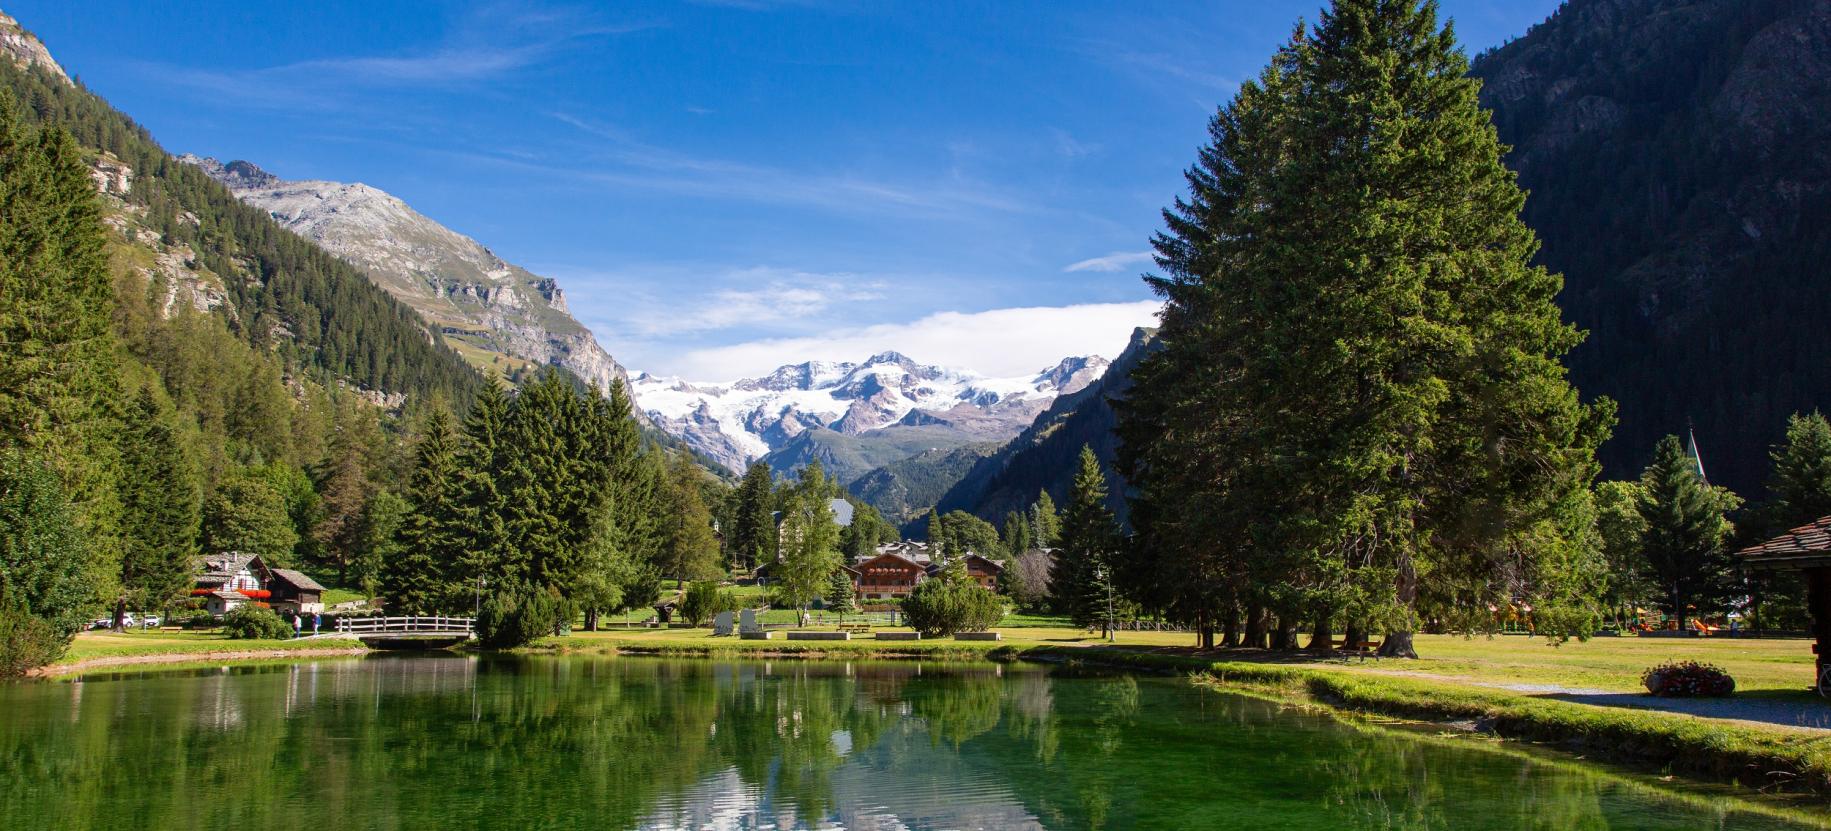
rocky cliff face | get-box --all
[1472,0,1831,493]
[635,352,1110,476]
[0,10,66,84]
[181,155,628,393]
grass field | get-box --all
[59,630,364,664]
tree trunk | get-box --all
[1269,618,1296,651]
[1378,553,1420,658]
[1222,607,1240,648]
[1307,610,1332,653]
[111,597,127,632]
[1243,602,1266,649]
[585,609,599,632]
[1344,622,1364,653]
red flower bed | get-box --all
[1641,661,1735,698]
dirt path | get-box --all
[1357,668,1831,732]
[33,647,368,678]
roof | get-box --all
[829,498,855,528]
[1738,515,1831,571]
[209,590,249,600]
[268,569,327,592]
[195,552,262,582]
[858,551,928,571]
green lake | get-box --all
[0,655,1819,830]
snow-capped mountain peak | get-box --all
[634,354,1112,474]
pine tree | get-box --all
[824,568,856,615]
[1767,412,1831,529]
[1119,0,1611,658]
[1030,492,1060,548]
[455,379,512,594]
[0,96,123,612]
[730,462,776,572]
[926,508,946,559]
[1056,447,1119,633]
[386,409,465,615]
[312,429,373,587]
[1001,510,1033,555]
[351,488,407,600]
[1637,436,1740,623]
[114,387,199,626]
[203,468,298,565]
[777,461,841,623]
[660,453,723,588]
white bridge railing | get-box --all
[335,615,475,636]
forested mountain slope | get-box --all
[927,328,1156,531]
[0,21,479,405]
[1472,0,1831,494]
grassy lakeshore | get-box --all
[46,630,367,676]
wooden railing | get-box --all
[334,615,475,635]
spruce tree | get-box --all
[387,409,465,614]
[0,97,123,610]
[455,379,512,594]
[1637,435,1739,623]
[660,453,723,588]
[1030,492,1060,548]
[824,568,856,615]
[1767,412,1831,529]
[926,508,946,559]
[1056,447,1119,633]
[730,462,776,572]
[351,488,407,600]
[114,387,199,626]
[0,449,93,645]
[1120,0,1611,657]
[312,429,373,587]
[1001,511,1033,555]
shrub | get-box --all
[1642,661,1736,697]
[222,604,292,640]
[0,598,68,677]
[902,565,1005,637]
[477,591,562,648]
[680,581,737,627]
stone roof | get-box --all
[196,552,261,583]
[268,568,326,592]
[1738,515,1831,571]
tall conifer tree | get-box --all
[114,387,199,626]
[1120,0,1611,657]
[1055,447,1119,632]
[730,462,776,572]
[386,409,464,614]
[1638,435,1739,623]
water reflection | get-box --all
[0,656,1815,831]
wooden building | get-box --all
[949,554,1005,590]
[268,569,327,615]
[1738,515,1831,681]
[855,552,929,599]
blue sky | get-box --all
[14,0,1563,379]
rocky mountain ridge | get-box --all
[181,155,627,393]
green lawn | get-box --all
[59,630,364,664]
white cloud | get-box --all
[1064,250,1155,273]
[623,269,886,337]
[642,301,1162,381]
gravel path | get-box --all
[33,647,367,678]
[1361,669,1831,732]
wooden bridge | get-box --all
[334,615,475,647]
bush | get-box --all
[902,567,1006,637]
[680,581,736,627]
[0,599,68,677]
[1642,661,1736,697]
[477,591,562,648]
[222,604,292,640]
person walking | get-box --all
[312,612,321,636]
[291,611,302,639]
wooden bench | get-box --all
[1332,639,1381,660]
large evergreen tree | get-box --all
[0,96,122,611]
[1055,447,1120,633]
[1767,412,1831,530]
[455,379,512,594]
[729,462,776,573]
[114,387,199,626]
[203,468,299,565]
[659,453,723,588]
[1119,0,1611,657]
[0,450,93,646]
[1637,435,1739,623]
[1030,492,1060,549]
[386,409,465,615]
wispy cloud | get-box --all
[617,268,887,337]
[138,4,655,109]
[644,301,1163,380]
[1064,250,1154,273]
